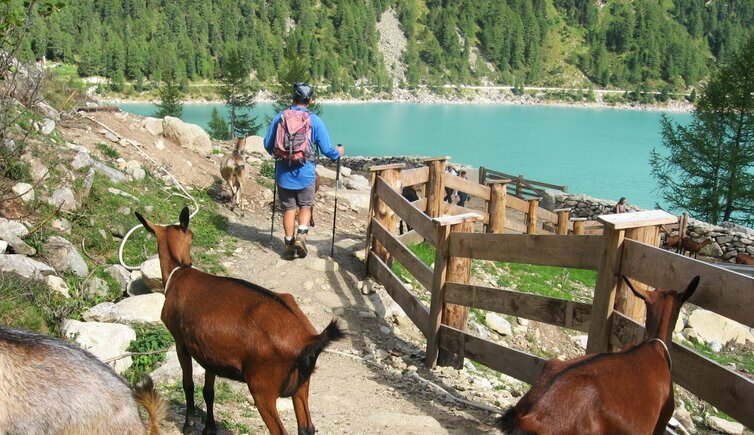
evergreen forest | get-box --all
[15,0,754,94]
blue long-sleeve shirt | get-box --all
[264,106,340,190]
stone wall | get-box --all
[541,190,754,263]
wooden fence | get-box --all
[479,166,568,199]
[364,157,754,429]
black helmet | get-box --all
[293,82,313,102]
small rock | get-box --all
[71,151,93,170]
[303,281,315,291]
[706,416,743,435]
[12,182,34,203]
[47,188,77,211]
[44,236,88,277]
[105,264,131,293]
[0,254,55,280]
[673,406,697,434]
[131,168,146,181]
[104,131,120,143]
[0,241,7,253]
[41,118,56,135]
[45,275,70,298]
[114,293,165,323]
[486,313,513,336]
[710,341,723,352]
[155,139,166,150]
[380,326,391,334]
[84,277,110,298]
[340,166,352,177]
[83,302,119,322]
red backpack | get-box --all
[273,109,314,165]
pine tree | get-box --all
[208,107,231,140]
[219,44,260,138]
[650,35,754,225]
[270,55,322,119]
[153,75,183,119]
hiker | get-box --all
[264,82,344,260]
[613,197,627,214]
[457,170,469,207]
[444,166,457,203]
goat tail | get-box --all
[133,376,167,435]
[290,319,346,389]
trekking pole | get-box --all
[330,147,342,258]
[269,179,277,246]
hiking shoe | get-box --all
[284,238,296,260]
[295,230,308,258]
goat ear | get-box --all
[681,276,700,302]
[179,207,190,231]
[135,212,156,234]
[622,276,650,301]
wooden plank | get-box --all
[445,282,591,332]
[397,229,424,246]
[538,207,558,225]
[598,210,678,230]
[505,220,528,234]
[375,177,438,245]
[507,194,530,213]
[368,253,430,338]
[369,163,406,172]
[426,224,451,367]
[371,219,433,289]
[433,212,483,226]
[411,198,427,212]
[586,226,624,353]
[672,344,754,429]
[443,202,490,224]
[400,166,429,187]
[443,172,491,200]
[448,233,602,270]
[439,326,547,384]
[622,240,754,329]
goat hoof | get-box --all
[202,427,217,435]
[182,421,196,434]
[298,426,316,435]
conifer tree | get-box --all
[650,35,754,225]
[270,55,322,120]
[219,44,260,138]
[208,107,231,140]
[153,74,183,118]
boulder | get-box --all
[140,257,163,290]
[0,254,55,280]
[40,118,56,135]
[114,293,165,324]
[316,165,337,181]
[62,320,136,374]
[33,101,60,122]
[486,313,513,336]
[83,302,119,322]
[686,309,754,346]
[44,236,88,278]
[45,275,70,298]
[143,117,164,136]
[12,182,34,203]
[706,416,743,435]
[343,174,370,190]
[47,187,77,211]
[162,116,212,155]
[340,166,352,177]
[106,264,131,293]
[243,135,266,155]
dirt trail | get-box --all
[60,111,503,434]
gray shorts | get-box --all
[278,183,316,211]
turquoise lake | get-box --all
[118,102,692,210]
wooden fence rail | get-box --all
[479,166,568,199]
[364,157,753,430]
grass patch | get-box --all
[683,339,754,375]
[123,323,175,384]
[392,242,435,284]
[95,142,120,159]
[495,262,595,302]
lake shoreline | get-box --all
[101,87,695,113]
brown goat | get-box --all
[499,276,700,435]
[679,237,712,258]
[135,207,344,435]
[0,326,165,434]
[220,136,247,211]
[661,234,682,252]
[736,252,754,265]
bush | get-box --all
[123,323,175,384]
[260,159,275,179]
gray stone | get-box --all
[343,174,370,190]
[104,131,120,143]
[114,293,165,324]
[62,320,136,374]
[28,158,49,183]
[486,313,513,336]
[715,235,734,245]
[143,117,163,136]
[140,258,163,290]
[340,166,352,177]
[47,187,77,211]
[0,254,55,280]
[91,160,128,183]
[83,302,119,322]
[107,187,139,202]
[44,236,88,277]
[131,168,146,181]
[0,217,29,238]
[162,116,212,155]
[45,275,70,298]
[315,165,337,180]
[40,118,56,135]
[85,277,110,298]
[12,182,34,203]
[673,406,697,434]
[706,416,743,435]
[242,135,266,155]
[699,242,723,258]
[687,309,754,346]
[82,168,95,199]
[71,151,93,170]
[106,264,131,293]
[0,222,35,256]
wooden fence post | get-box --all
[615,225,661,322]
[572,218,586,235]
[554,208,571,235]
[587,211,678,353]
[478,166,486,184]
[516,175,524,198]
[526,198,539,234]
[486,180,509,234]
[368,164,405,266]
[422,157,447,218]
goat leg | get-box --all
[292,379,315,435]
[176,344,197,433]
[202,371,218,435]
[251,390,288,435]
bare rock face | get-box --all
[162,116,212,155]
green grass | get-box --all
[684,339,754,375]
[0,272,52,332]
[95,142,120,159]
[123,323,175,384]
[495,262,595,302]
[392,242,435,284]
